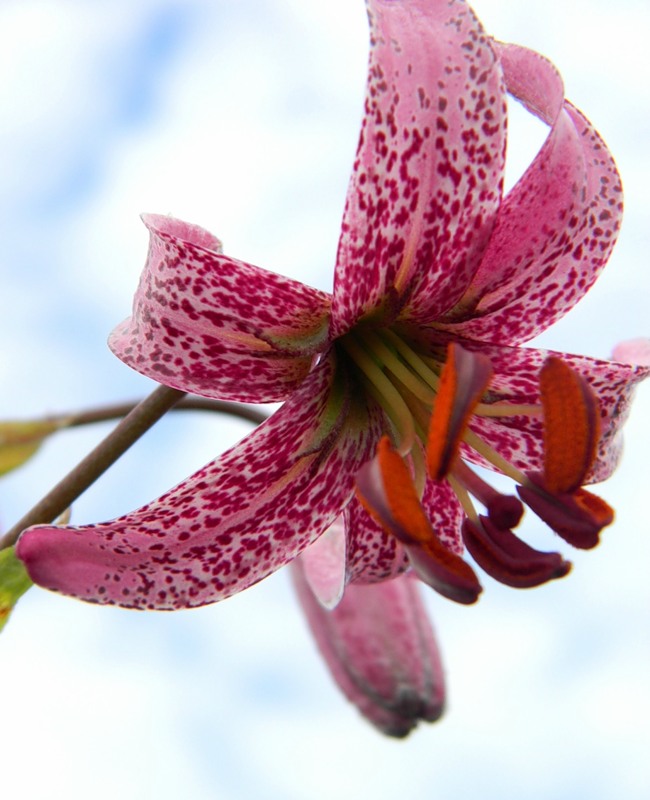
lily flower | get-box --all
[14,0,649,731]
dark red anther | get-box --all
[461,515,571,589]
[452,459,524,529]
[517,472,614,550]
[405,542,482,606]
[486,494,524,530]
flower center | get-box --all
[342,330,613,604]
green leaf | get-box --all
[0,546,33,632]
[0,419,67,476]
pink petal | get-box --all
[299,517,346,610]
[612,338,650,367]
[420,477,465,555]
[344,495,409,585]
[292,565,445,737]
[110,214,332,403]
[330,0,506,336]
[443,44,623,343]
[457,341,649,483]
[17,354,381,609]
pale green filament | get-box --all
[380,329,442,392]
[357,330,436,404]
[447,472,479,523]
[418,353,445,376]
[409,439,428,499]
[463,428,528,485]
[475,402,542,418]
[341,335,415,455]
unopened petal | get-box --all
[331,0,506,336]
[17,354,381,609]
[110,214,331,403]
[292,565,445,738]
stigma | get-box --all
[347,333,613,604]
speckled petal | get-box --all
[330,0,506,336]
[420,477,465,555]
[17,354,380,610]
[458,342,650,483]
[292,566,445,737]
[443,44,623,343]
[110,214,332,403]
[344,495,409,584]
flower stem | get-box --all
[65,396,268,429]
[0,385,186,549]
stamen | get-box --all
[357,437,432,546]
[341,335,415,454]
[357,330,436,404]
[453,460,524,529]
[409,439,428,499]
[356,436,482,605]
[394,380,433,439]
[426,344,493,480]
[405,543,482,605]
[463,428,529,485]
[474,402,542,418]
[380,329,442,392]
[446,471,479,523]
[461,516,571,589]
[517,472,614,550]
[540,357,600,493]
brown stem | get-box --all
[65,397,269,428]
[0,385,186,549]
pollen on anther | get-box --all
[540,358,600,493]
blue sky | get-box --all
[1,2,649,799]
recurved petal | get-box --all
[292,565,445,737]
[457,341,649,483]
[330,0,506,337]
[17,354,381,610]
[443,44,623,343]
[110,214,332,403]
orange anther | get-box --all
[362,436,433,546]
[426,344,493,480]
[356,436,482,604]
[539,358,600,494]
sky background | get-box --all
[1,1,649,799]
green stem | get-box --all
[0,385,186,549]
